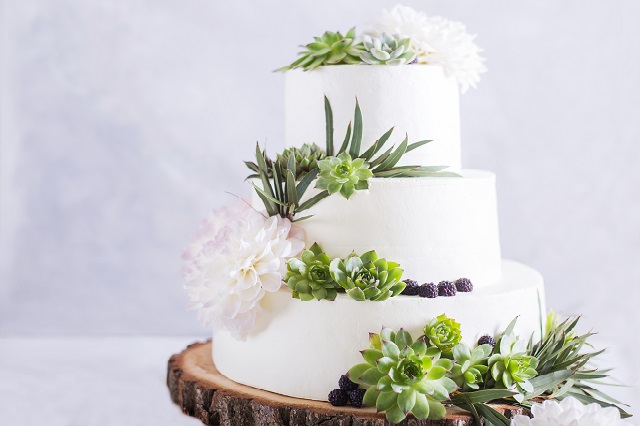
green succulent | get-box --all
[424,314,462,354]
[246,143,326,181]
[347,326,457,423]
[360,33,417,66]
[284,243,340,301]
[329,251,405,301]
[279,28,364,71]
[316,152,373,199]
[277,144,326,180]
[488,332,538,401]
[449,343,491,390]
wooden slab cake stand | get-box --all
[167,341,527,425]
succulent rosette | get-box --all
[277,144,326,180]
[449,343,491,390]
[284,243,340,301]
[488,332,538,401]
[360,32,416,65]
[424,314,462,354]
[316,152,373,200]
[347,326,457,423]
[280,28,364,71]
[329,251,405,301]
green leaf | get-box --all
[373,137,408,172]
[406,139,431,153]
[347,363,372,385]
[395,329,413,348]
[363,386,380,407]
[297,190,330,212]
[286,170,298,207]
[397,388,416,414]
[412,393,430,419]
[349,99,363,157]
[523,369,575,400]
[324,96,334,156]
[251,183,286,207]
[474,403,510,426]
[360,127,394,161]
[450,389,516,404]
[361,367,385,386]
[385,405,406,424]
[376,391,398,412]
[381,340,400,359]
[338,122,352,154]
[362,349,384,365]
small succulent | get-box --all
[488,332,539,401]
[347,326,457,423]
[316,152,373,199]
[329,251,405,301]
[284,243,340,301]
[360,33,417,66]
[449,343,492,390]
[424,314,462,354]
[246,143,326,181]
[279,28,364,71]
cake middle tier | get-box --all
[292,170,502,287]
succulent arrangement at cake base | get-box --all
[327,312,630,425]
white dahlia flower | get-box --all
[366,5,486,93]
[183,203,305,338]
[511,397,630,426]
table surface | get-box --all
[1,336,637,426]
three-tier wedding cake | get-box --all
[182,6,629,424]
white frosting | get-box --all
[283,171,502,287]
[285,65,461,169]
[213,259,546,401]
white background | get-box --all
[0,0,638,423]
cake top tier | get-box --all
[280,5,486,169]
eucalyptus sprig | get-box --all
[249,143,329,222]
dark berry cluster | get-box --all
[328,375,365,407]
[477,334,496,348]
[401,279,420,296]
[400,277,474,299]
[438,281,457,297]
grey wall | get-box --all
[0,0,638,408]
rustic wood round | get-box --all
[167,340,526,425]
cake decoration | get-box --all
[455,277,474,292]
[418,282,439,298]
[329,250,405,301]
[279,5,485,92]
[438,280,458,297]
[367,5,487,92]
[284,243,338,301]
[360,33,417,66]
[183,203,305,338]
[511,396,630,425]
[338,313,630,423]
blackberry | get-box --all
[478,335,496,348]
[347,388,366,408]
[418,283,438,298]
[455,278,474,293]
[328,389,349,406]
[438,281,457,297]
[401,279,420,296]
[338,374,358,391]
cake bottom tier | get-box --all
[212,259,546,401]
